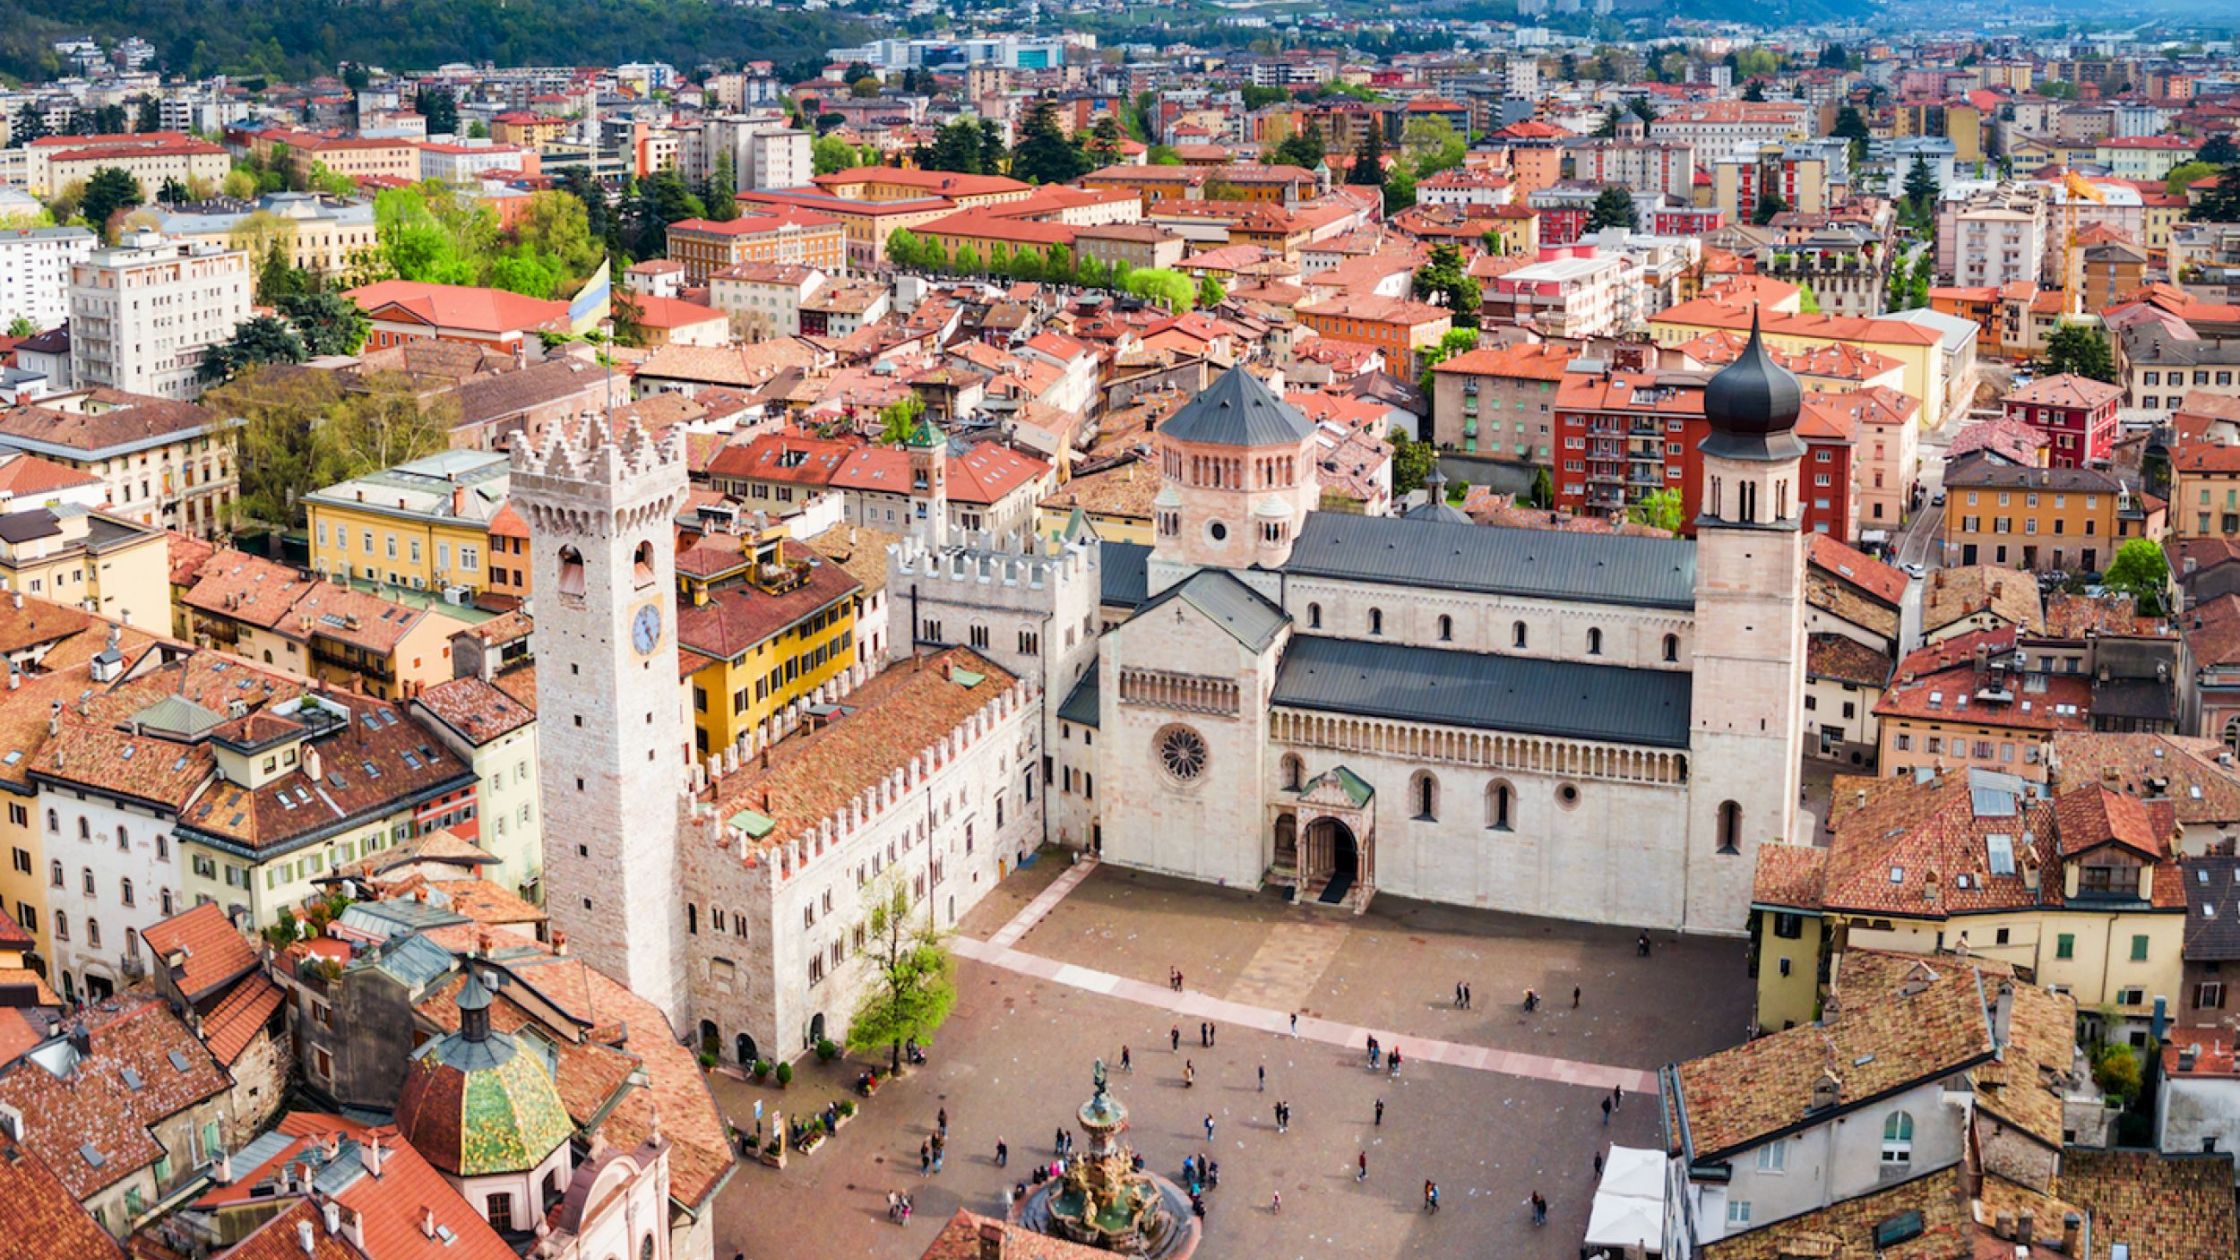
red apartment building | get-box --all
[2004,374,2122,468]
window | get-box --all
[556,546,586,598]
[1717,801,1742,854]
[1487,781,1513,831]
[632,541,655,588]
[486,1193,513,1232]
[1281,754,1303,792]
[2056,933,2074,960]
[1726,1201,1752,1226]
[1368,608,1384,636]
[53,911,66,941]
[1307,602,1322,629]
[120,878,133,907]
[1512,621,1527,649]
[1881,1111,1913,1165]
[2130,934,2149,962]
[1437,614,1452,642]
[2079,864,2141,898]
[1411,771,1438,821]
[2196,981,2226,1010]
[1586,627,1603,655]
[1755,1140,1787,1173]
[48,860,61,889]
[1663,634,1679,663]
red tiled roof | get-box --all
[1809,534,1908,606]
[0,1128,122,1260]
[344,281,570,336]
[140,902,258,1004]
[200,1114,514,1260]
[199,973,284,1066]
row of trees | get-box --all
[885,229,1223,311]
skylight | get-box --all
[1987,834,2016,877]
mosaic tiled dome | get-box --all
[394,971,574,1177]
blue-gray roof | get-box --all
[1057,662,1100,729]
[356,931,459,991]
[1134,569,1288,652]
[1271,635,1693,748]
[1283,512,1696,610]
[1156,366,1316,448]
[1100,541,1150,609]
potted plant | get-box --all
[815,1037,839,1062]
[775,1061,794,1088]
[751,1059,770,1081]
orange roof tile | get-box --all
[140,902,258,1004]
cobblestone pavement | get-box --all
[709,856,1750,1258]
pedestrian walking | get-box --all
[1121,1045,1132,1073]
[1601,1097,1612,1126]
[1593,1151,1604,1178]
[1375,1098,1384,1126]
[1199,1022,1208,1048]
[1257,1064,1265,1091]
[1524,988,1539,1013]
[920,1139,931,1176]
[997,1138,1009,1168]
[1184,1060,1195,1088]
[1530,1191,1548,1226]
[1289,1012,1298,1036]
[1171,1026,1181,1052]
[1612,1084,1625,1113]
[1636,930,1651,957]
[932,1142,945,1174]
[1183,1154,1195,1184]
[1366,1035,1380,1069]
[1204,1114,1216,1141]
[1357,1150,1368,1183]
[1463,983,1471,1009]
[1388,1046,1401,1077]
[1455,981,1464,1008]
[1424,1180,1440,1213]
[1271,1190,1281,1214]
[1209,1023,1217,1047]
[1273,1100,1286,1133]
[937,1107,948,1140]
[1573,985,1581,1009]
[1176,968,1185,991]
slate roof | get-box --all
[1134,569,1288,653]
[2182,854,2240,962]
[1283,512,1697,609]
[1099,541,1150,610]
[1057,663,1100,730]
[1155,365,1316,448]
[1272,635,1692,748]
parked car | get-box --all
[1902,561,1928,579]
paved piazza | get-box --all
[709,855,1752,1259]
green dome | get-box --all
[394,973,575,1177]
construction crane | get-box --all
[2059,169,2105,317]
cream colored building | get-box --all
[156,193,379,282]
[0,387,241,538]
[66,231,251,401]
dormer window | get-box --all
[2079,863,2140,898]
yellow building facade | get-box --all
[304,450,515,598]
[675,530,862,760]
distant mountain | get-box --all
[0,0,878,84]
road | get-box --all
[1890,425,1954,655]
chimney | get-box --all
[977,1220,1007,1260]
[1809,1068,1841,1110]
[359,1134,383,1176]
[214,1149,234,1184]
[1992,980,2015,1048]
[419,1207,436,1240]
[297,1220,316,1256]
[2062,1212,2082,1254]
[322,1201,341,1236]
[1996,1212,2017,1241]
[2017,1212,2036,1247]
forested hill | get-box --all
[0,0,879,82]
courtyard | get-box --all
[708,858,1752,1259]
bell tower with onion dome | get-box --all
[1684,309,1808,933]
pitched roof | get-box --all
[343,281,570,336]
[2055,1149,2240,1260]
[1809,533,1908,608]
[1285,512,1696,609]
[1156,366,1317,448]
[1920,565,2043,636]
[139,902,258,1004]
[0,1128,122,1260]
[1136,569,1288,653]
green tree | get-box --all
[1413,327,1481,390]
[318,372,455,481]
[135,96,162,133]
[1411,246,1480,329]
[1528,466,1554,509]
[886,228,926,270]
[1818,43,1850,69]
[1346,125,1386,187]
[1832,106,1871,165]
[844,875,957,1075]
[1240,84,1288,110]
[418,86,459,136]
[2093,1043,2142,1103]
[1086,115,1127,165]
[2198,134,2239,167]
[1901,156,1939,224]
[1753,188,1789,226]
[514,190,605,286]
[1121,267,1195,313]
[813,134,866,176]
[954,243,983,275]
[80,167,145,241]
[1197,274,1226,308]
[1383,165,1416,213]
[978,119,1007,174]
[1587,186,1637,232]
[1627,487,1685,536]
[2045,322,2117,383]
[877,393,926,444]
[200,315,307,385]
[255,239,308,305]
[706,151,739,221]
[1742,79,1768,102]
[1796,281,1821,315]
[2162,160,2217,197]
[1402,117,1466,179]
[1388,431,1436,496]
[1270,122,1326,171]
[2102,538,2170,613]
[2193,165,2240,223]
[11,103,48,145]
[279,293,370,357]
[1591,109,1621,140]
[213,366,340,527]
[924,118,988,174]
[7,316,39,338]
[1010,99,1089,185]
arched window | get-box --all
[1307,602,1322,629]
[556,545,586,598]
[1411,771,1439,821]
[44,809,55,833]
[1663,633,1680,663]
[53,910,66,941]
[632,540,656,588]
[1586,627,1603,656]
[76,817,88,840]
[1487,781,1514,831]
[2226,716,2240,753]
[119,878,133,907]
[1739,481,1758,524]
[1281,753,1304,791]
[1717,800,1742,854]
[1512,621,1528,649]
[1437,614,1453,642]
[116,825,129,851]
[1880,1111,1914,1165]
[1368,608,1384,636]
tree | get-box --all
[1796,281,1822,315]
[1901,156,1939,223]
[1628,488,1685,536]
[1818,42,1850,70]
[1402,117,1466,179]
[850,76,881,99]
[214,366,340,526]
[1197,274,1226,309]
[1753,188,1789,226]
[1528,465,1554,509]
[2163,160,2217,197]
[2193,165,2240,223]
[279,293,370,356]
[924,118,987,174]
[878,393,925,444]
[11,103,48,145]
[886,228,926,270]
[200,315,308,384]
[1833,105,1871,164]
[1413,327,1480,390]
[1086,115,1127,165]
[1346,126,1386,187]
[1121,267,1195,313]
[1587,186,1637,232]
[1240,84,1288,110]
[1742,80,1768,102]
[705,151,739,221]
[813,134,866,176]
[1388,431,1436,496]
[80,167,145,241]
[1269,122,1326,171]
[2102,538,2170,611]
[2045,322,2117,383]
[2197,134,2239,167]
[514,190,604,285]
[1591,109,1621,140]
[319,372,454,480]
[135,96,162,134]
[418,86,459,136]
[844,875,957,1075]
[221,168,259,200]
[7,316,38,338]
[2093,1043,2142,1103]
[1383,165,1417,214]
[1411,247,1480,329]
[1010,99,1089,185]
[255,239,308,305]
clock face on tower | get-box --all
[631,603,662,656]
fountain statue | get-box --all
[1014,1060,1201,1258]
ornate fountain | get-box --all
[1015,1061,1200,1258]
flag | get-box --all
[568,256,612,335]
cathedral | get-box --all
[510,314,1812,1067]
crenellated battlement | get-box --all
[508,412,687,502]
[889,531,1097,594]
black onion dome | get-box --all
[1700,308,1806,463]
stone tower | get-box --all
[1685,311,1808,933]
[1147,366,1321,596]
[508,417,690,1028]
[906,414,949,549]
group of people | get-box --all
[1363,1036,1403,1076]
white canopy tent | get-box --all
[1582,1144,1665,1257]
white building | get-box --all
[67,231,250,401]
[707,262,827,341]
[0,226,95,332]
[418,141,536,183]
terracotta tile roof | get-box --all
[1039,457,1158,522]
[410,676,532,745]
[918,1209,1114,1260]
[0,994,231,1199]
[706,430,860,488]
[343,281,570,336]
[1700,1163,2005,1260]
[199,972,284,1066]
[0,452,100,498]
[2040,591,2155,639]
[0,390,220,456]
[0,1127,123,1260]
[674,544,859,661]
[287,583,432,656]
[2007,373,2122,411]
[207,1198,361,1260]
[2052,784,2170,861]
[2055,1149,2240,1260]
[810,527,900,598]
[182,550,316,631]
[709,647,1017,853]
[1920,566,2043,637]
[1555,369,1707,416]
[167,531,219,588]
[1669,950,1995,1160]
[1751,842,1827,910]
[1808,534,1908,607]
[1818,772,2059,918]
[2182,592,2240,668]
[1807,632,1892,689]
[140,902,258,1004]
[2163,1027,2240,1079]
[1948,416,2049,466]
[1874,637,2091,733]
[1655,298,1947,347]
[1971,976,2078,1149]
[431,880,544,929]
[449,357,603,428]
[199,1114,514,1260]
[2050,732,2240,825]
[947,442,1051,506]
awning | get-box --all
[1583,1144,1665,1255]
